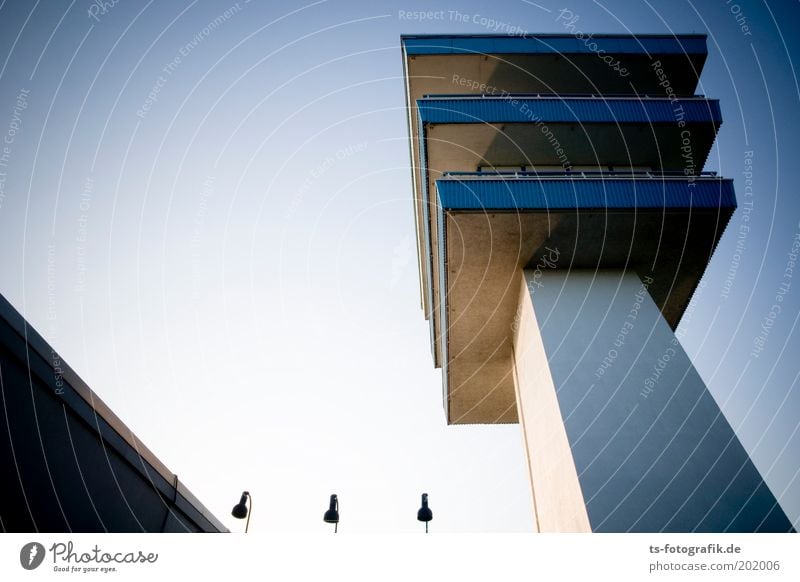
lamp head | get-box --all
[231,491,250,519]
[417,493,433,523]
[323,494,339,524]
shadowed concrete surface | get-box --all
[515,270,793,532]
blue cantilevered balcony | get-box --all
[402,34,708,57]
[417,95,721,124]
[415,94,722,372]
[432,172,735,424]
[401,34,708,96]
[416,95,721,173]
[436,170,734,210]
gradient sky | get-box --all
[0,0,798,532]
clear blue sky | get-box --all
[0,0,798,531]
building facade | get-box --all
[0,293,226,532]
[401,33,793,532]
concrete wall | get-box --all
[512,276,592,532]
[514,269,793,532]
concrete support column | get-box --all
[512,269,792,532]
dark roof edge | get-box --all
[0,292,229,532]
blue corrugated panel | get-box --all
[401,35,706,56]
[417,97,722,124]
[435,178,736,210]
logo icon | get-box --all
[20,542,45,570]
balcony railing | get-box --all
[422,93,708,100]
[441,170,720,180]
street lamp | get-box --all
[231,491,252,533]
[417,493,432,533]
[323,494,339,533]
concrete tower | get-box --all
[401,33,793,532]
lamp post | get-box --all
[231,491,252,533]
[323,494,339,533]
[417,493,432,533]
